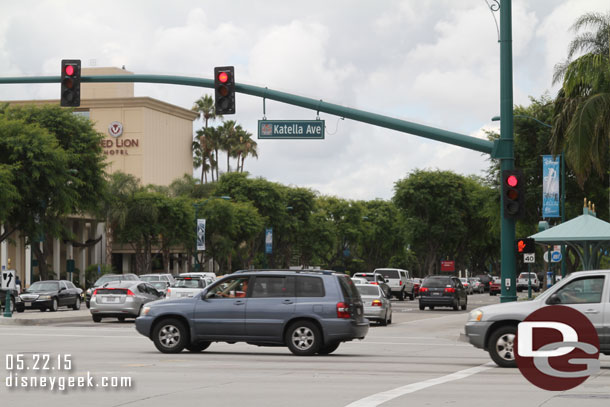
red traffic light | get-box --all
[507,174,518,187]
[218,71,229,83]
[65,65,75,76]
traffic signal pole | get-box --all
[499,0,517,302]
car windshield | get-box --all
[375,270,399,279]
[28,282,59,292]
[423,278,452,288]
[94,276,122,286]
[518,273,536,279]
[151,282,167,290]
[356,285,380,296]
[141,276,160,282]
[356,275,376,282]
[172,278,204,288]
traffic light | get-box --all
[214,66,235,114]
[515,238,535,254]
[60,59,81,107]
[502,169,525,219]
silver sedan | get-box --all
[356,284,392,326]
[90,281,163,322]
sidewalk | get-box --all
[0,308,91,326]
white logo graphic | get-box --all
[518,322,577,357]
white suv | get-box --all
[516,272,539,292]
[373,268,415,300]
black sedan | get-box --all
[418,276,467,311]
[17,280,82,312]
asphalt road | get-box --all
[0,293,608,406]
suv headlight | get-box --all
[140,306,151,316]
[469,309,483,322]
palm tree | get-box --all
[551,11,610,186]
[191,95,221,128]
[203,126,222,181]
[234,128,258,172]
[219,120,238,173]
[103,172,140,266]
[192,95,221,183]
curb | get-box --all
[0,315,91,326]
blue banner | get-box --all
[265,228,273,254]
[542,155,560,218]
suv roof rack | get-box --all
[233,269,336,275]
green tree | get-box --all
[192,95,221,183]
[0,164,18,223]
[0,105,106,279]
[551,11,610,186]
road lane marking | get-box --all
[0,333,141,339]
[344,362,494,407]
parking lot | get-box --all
[1,292,608,406]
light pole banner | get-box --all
[265,228,273,254]
[197,219,206,251]
[542,155,560,218]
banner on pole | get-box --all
[197,219,206,251]
[542,155,560,218]
[265,228,273,254]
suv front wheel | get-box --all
[153,318,188,354]
[285,321,321,356]
[488,325,517,368]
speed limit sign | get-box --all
[523,253,535,263]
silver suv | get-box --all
[135,270,369,356]
[464,269,610,367]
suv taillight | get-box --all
[444,287,456,293]
[399,281,403,285]
[336,302,351,318]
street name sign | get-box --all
[258,120,325,139]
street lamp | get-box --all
[492,114,566,279]
[192,196,231,272]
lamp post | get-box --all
[192,196,230,272]
[492,114,566,279]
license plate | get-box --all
[104,296,118,303]
[24,302,31,306]
[432,292,440,296]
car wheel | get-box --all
[429,305,435,310]
[16,303,24,313]
[72,297,81,310]
[317,342,340,355]
[452,299,459,311]
[461,299,467,311]
[49,298,58,312]
[419,303,425,311]
[86,301,90,309]
[285,321,321,356]
[153,318,188,353]
[488,325,517,368]
[409,289,415,300]
[92,315,102,323]
[379,312,388,326]
[398,290,405,301]
[118,317,126,322]
[186,341,211,353]
[387,312,392,325]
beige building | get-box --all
[1,67,199,287]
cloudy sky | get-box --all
[1,0,608,200]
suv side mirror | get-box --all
[547,293,561,305]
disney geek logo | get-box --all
[515,305,600,391]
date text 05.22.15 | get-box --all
[6,354,72,371]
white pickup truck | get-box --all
[373,268,415,300]
[516,272,540,292]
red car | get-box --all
[489,277,501,296]
[413,279,422,297]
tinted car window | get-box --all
[422,277,452,288]
[376,270,399,279]
[296,276,325,297]
[337,275,359,301]
[251,276,294,298]
[356,285,380,296]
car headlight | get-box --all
[140,306,151,316]
[469,309,483,322]
[39,295,52,300]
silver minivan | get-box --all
[464,269,610,367]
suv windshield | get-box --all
[375,270,399,279]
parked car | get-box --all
[352,273,391,298]
[489,277,501,296]
[418,276,467,311]
[468,277,485,294]
[166,276,211,299]
[459,278,473,295]
[85,273,140,308]
[17,280,82,312]
[464,269,610,367]
[413,278,422,297]
[516,272,540,292]
[140,273,175,284]
[475,274,493,292]
[135,270,369,355]
[90,281,163,322]
[356,284,392,326]
[374,268,415,300]
[0,287,20,313]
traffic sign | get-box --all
[1,269,16,290]
[258,120,325,139]
[543,251,562,263]
[523,253,535,263]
